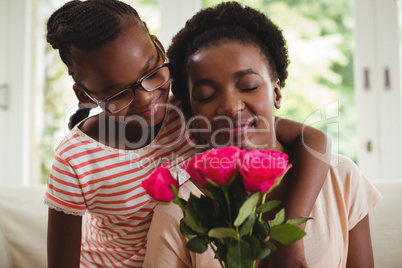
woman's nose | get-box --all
[216,92,245,118]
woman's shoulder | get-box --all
[329,153,361,177]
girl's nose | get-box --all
[216,92,245,118]
[133,88,155,105]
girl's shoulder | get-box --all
[75,114,100,140]
[55,117,102,158]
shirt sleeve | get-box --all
[44,151,87,216]
[334,154,383,230]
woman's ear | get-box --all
[72,83,98,109]
[273,79,282,109]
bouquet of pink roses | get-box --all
[142,146,310,268]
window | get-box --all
[202,0,355,161]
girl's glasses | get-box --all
[81,40,170,114]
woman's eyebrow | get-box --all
[233,69,258,78]
[191,78,214,93]
[191,69,259,92]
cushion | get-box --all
[370,180,402,268]
[0,186,47,268]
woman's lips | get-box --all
[217,120,254,137]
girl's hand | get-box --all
[258,240,308,268]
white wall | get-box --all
[0,0,32,186]
[354,0,402,180]
[158,0,201,48]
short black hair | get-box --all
[167,1,289,118]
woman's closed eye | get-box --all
[240,86,259,92]
[193,87,215,102]
[196,94,215,103]
[236,74,262,93]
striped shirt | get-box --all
[45,100,201,267]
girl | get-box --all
[45,0,330,267]
[45,1,201,267]
[144,2,382,267]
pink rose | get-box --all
[185,146,241,187]
[142,163,178,202]
[238,150,290,193]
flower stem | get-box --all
[223,189,232,225]
[251,192,268,268]
[208,241,225,268]
[258,192,267,221]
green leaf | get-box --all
[239,212,256,237]
[208,186,230,224]
[271,208,285,226]
[252,220,270,240]
[234,192,260,227]
[179,219,196,239]
[228,176,249,218]
[256,200,282,214]
[186,236,208,253]
[227,240,254,268]
[286,216,313,226]
[256,241,271,259]
[265,241,277,252]
[208,227,237,239]
[270,224,306,246]
[182,194,207,233]
[243,235,270,260]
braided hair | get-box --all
[167,1,290,118]
[46,0,149,129]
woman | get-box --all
[144,2,382,267]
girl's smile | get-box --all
[132,90,164,117]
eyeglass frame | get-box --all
[79,40,170,114]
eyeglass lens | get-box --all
[105,65,170,113]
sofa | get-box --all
[0,181,401,268]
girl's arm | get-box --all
[264,117,331,267]
[47,209,82,268]
[274,116,331,223]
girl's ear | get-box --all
[72,83,98,109]
[151,35,166,53]
[273,79,282,109]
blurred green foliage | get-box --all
[203,0,357,160]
